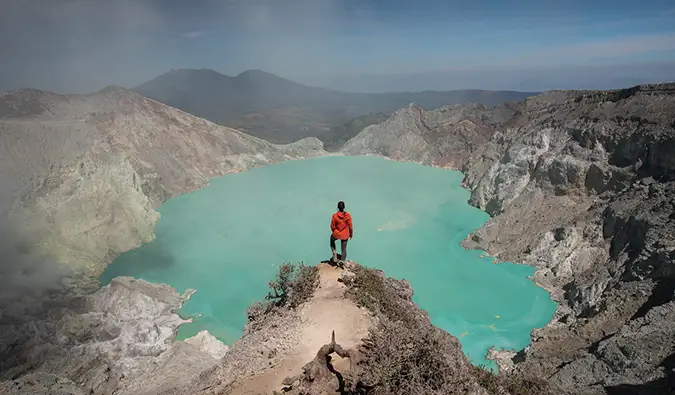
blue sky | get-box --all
[1,0,674,92]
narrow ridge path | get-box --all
[229,263,373,394]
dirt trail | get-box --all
[228,263,372,395]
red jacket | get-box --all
[331,211,353,240]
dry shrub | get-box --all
[345,265,416,326]
[357,320,477,395]
[266,262,319,309]
[286,263,320,309]
[247,262,318,325]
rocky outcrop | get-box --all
[342,102,502,168]
[0,277,227,395]
[343,83,675,394]
[157,263,548,395]
[518,180,675,395]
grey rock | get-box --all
[0,372,86,395]
[339,271,356,284]
[342,103,494,168]
[344,83,675,394]
[0,277,227,395]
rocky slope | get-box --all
[342,102,514,168]
[0,277,228,395]
[0,86,324,275]
[343,83,675,394]
[154,262,547,395]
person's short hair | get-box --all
[337,201,345,211]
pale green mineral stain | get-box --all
[100,155,557,369]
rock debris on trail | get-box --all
[226,263,373,395]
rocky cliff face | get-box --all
[343,83,675,394]
[0,277,228,395]
[0,86,324,274]
[341,102,506,168]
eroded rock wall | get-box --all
[0,277,227,395]
[343,83,675,394]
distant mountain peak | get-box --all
[167,68,220,74]
[132,69,539,144]
[234,69,296,85]
[236,69,278,78]
[154,68,282,81]
[144,68,227,82]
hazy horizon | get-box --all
[2,0,675,94]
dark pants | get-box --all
[330,235,348,261]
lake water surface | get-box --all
[100,155,557,369]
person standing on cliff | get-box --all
[330,201,353,265]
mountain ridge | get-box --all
[133,68,539,144]
[138,68,536,96]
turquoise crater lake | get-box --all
[100,155,556,368]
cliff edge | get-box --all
[343,83,675,394]
[169,262,549,395]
